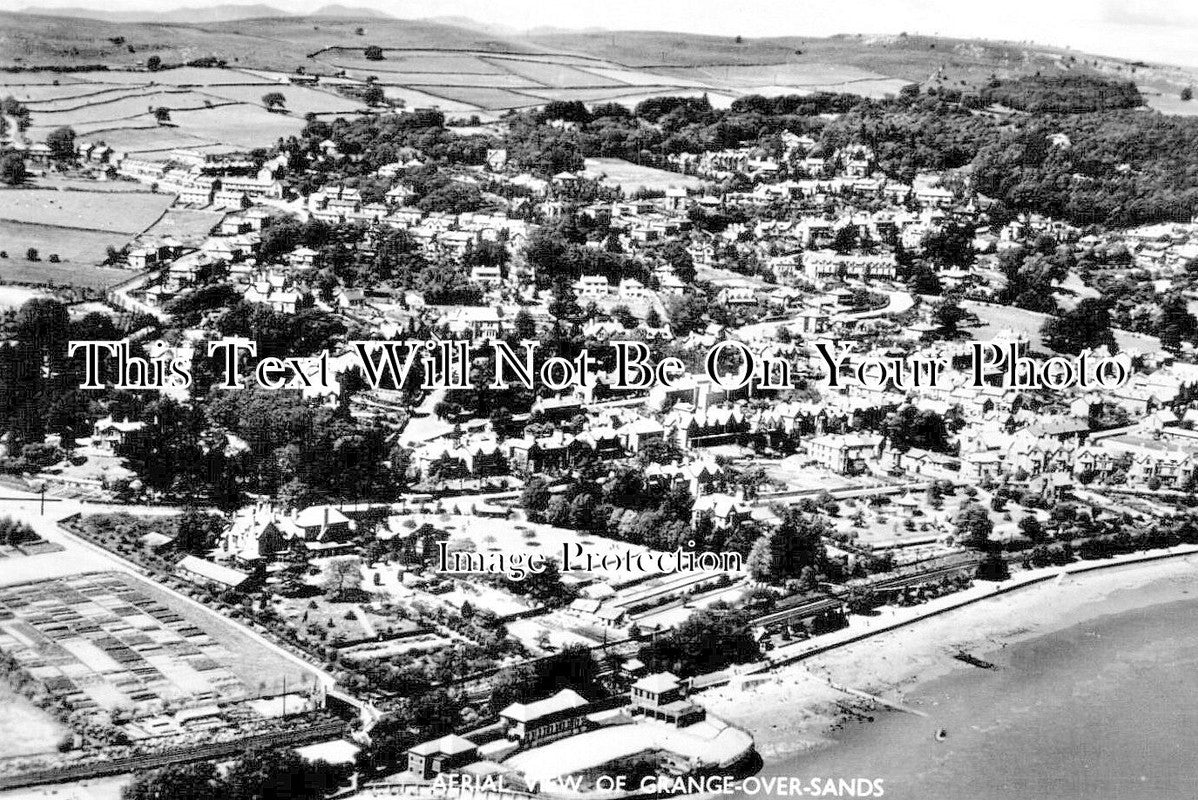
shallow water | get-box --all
[743,597,1198,799]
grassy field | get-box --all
[26,94,226,133]
[162,106,306,148]
[0,189,171,235]
[0,222,132,277]
[328,52,507,76]
[143,207,224,244]
[421,86,543,111]
[13,68,366,152]
[203,84,367,115]
[83,126,212,155]
[486,58,618,88]
[380,85,483,112]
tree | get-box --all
[1018,515,1046,542]
[1156,296,1198,351]
[521,476,552,520]
[364,45,384,61]
[931,294,966,337]
[176,507,221,553]
[262,92,286,110]
[747,511,826,583]
[221,747,348,800]
[363,83,385,106]
[883,405,950,454]
[660,239,696,283]
[1041,298,1116,355]
[830,225,857,254]
[954,502,994,549]
[25,247,38,261]
[513,308,536,341]
[124,762,221,800]
[639,603,759,677]
[322,556,363,600]
[0,153,25,186]
[146,55,162,71]
[921,222,974,268]
[45,126,76,162]
[1183,86,1194,102]
[153,107,171,123]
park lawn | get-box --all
[583,157,708,193]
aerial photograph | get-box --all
[0,0,1195,797]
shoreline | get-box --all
[700,550,1198,764]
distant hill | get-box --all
[17,4,293,23]
[311,5,394,19]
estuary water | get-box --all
[743,597,1198,800]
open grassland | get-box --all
[0,189,170,234]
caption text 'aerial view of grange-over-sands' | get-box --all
[4,0,1198,798]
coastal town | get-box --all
[1,5,1198,799]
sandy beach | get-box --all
[701,553,1198,763]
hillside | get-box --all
[2,10,1196,120]
[14,4,293,23]
[0,12,537,72]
